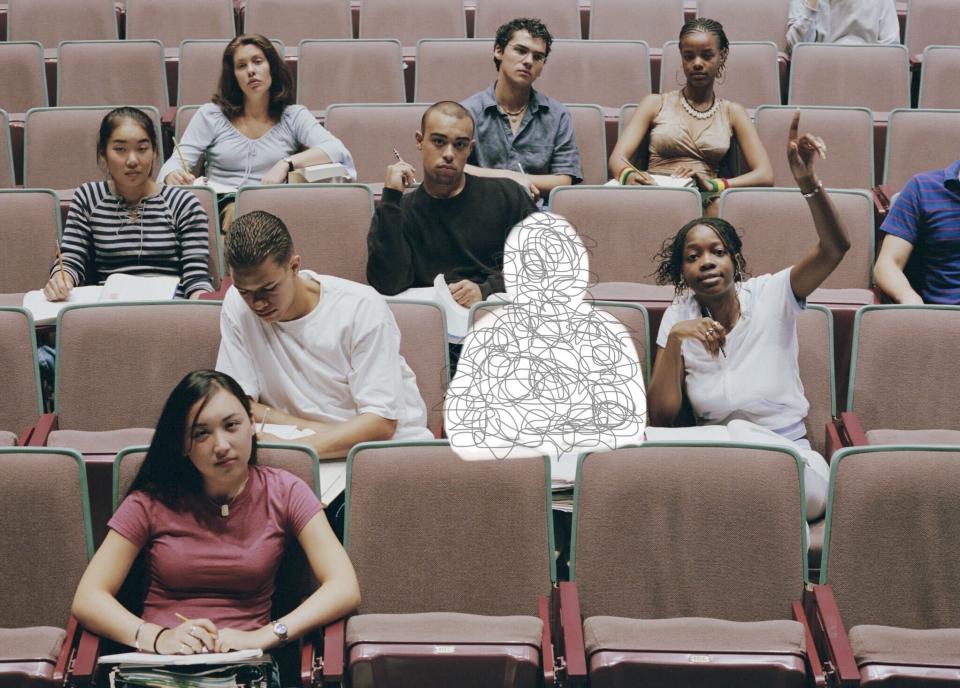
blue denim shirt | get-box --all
[462,83,582,183]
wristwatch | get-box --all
[271,621,289,644]
[283,157,295,173]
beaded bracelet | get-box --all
[705,178,730,193]
[619,167,637,185]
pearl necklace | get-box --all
[680,90,719,120]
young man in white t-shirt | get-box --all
[216,210,432,459]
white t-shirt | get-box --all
[656,268,809,441]
[217,271,431,441]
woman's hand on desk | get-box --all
[260,160,291,186]
[622,169,655,185]
[43,271,75,301]
[157,617,219,654]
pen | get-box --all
[392,148,419,185]
[701,304,726,358]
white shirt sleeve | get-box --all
[656,301,682,349]
[879,0,901,45]
[786,0,822,51]
[215,289,262,400]
[345,299,406,420]
[289,106,357,181]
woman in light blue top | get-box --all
[159,34,356,192]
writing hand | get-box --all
[43,271,75,302]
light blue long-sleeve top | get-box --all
[158,103,356,187]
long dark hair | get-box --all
[653,217,747,296]
[212,34,294,121]
[129,369,257,507]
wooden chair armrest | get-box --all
[538,594,556,687]
[320,617,345,686]
[17,423,34,446]
[825,420,843,462]
[161,106,177,127]
[199,276,231,301]
[803,584,860,687]
[872,186,890,217]
[27,413,57,446]
[300,628,323,688]
[62,625,101,687]
[791,600,827,687]
[557,581,587,685]
[838,412,868,446]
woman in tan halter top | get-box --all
[609,18,773,216]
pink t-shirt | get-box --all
[108,466,322,630]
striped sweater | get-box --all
[53,182,214,298]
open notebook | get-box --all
[22,274,180,325]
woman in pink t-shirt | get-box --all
[72,369,360,657]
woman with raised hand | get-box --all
[72,370,359,674]
[646,111,848,520]
[158,34,356,225]
[609,18,773,216]
[42,107,213,301]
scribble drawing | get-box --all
[445,211,647,460]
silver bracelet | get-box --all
[801,180,824,198]
[134,621,146,651]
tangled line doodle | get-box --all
[445,212,646,460]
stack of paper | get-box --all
[22,274,180,325]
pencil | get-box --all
[55,241,65,281]
[172,137,190,175]
[619,155,644,177]
[175,613,190,623]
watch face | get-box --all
[274,622,288,639]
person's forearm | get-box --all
[73,587,160,650]
[874,259,923,304]
[254,402,397,459]
[271,575,360,645]
[801,177,850,259]
[728,164,773,188]
[366,192,415,295]
[647,338,686,427]
[287,147,333,169]
[528,173,574,193]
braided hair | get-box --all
[653,217,747,297]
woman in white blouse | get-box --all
[159,34,356,197]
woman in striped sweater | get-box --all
[43,107,214,301]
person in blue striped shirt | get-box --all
[874,160,960,304]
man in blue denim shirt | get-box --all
[461,17,582,203]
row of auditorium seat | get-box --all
[3,101,960,192]
[2,0,952,57]
[4,38,960,116]
[3,299,959,462]
[3,439,958,686]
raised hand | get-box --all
[787,109,826,189]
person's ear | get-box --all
[415,130,424,150]
[289,254,301,275]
